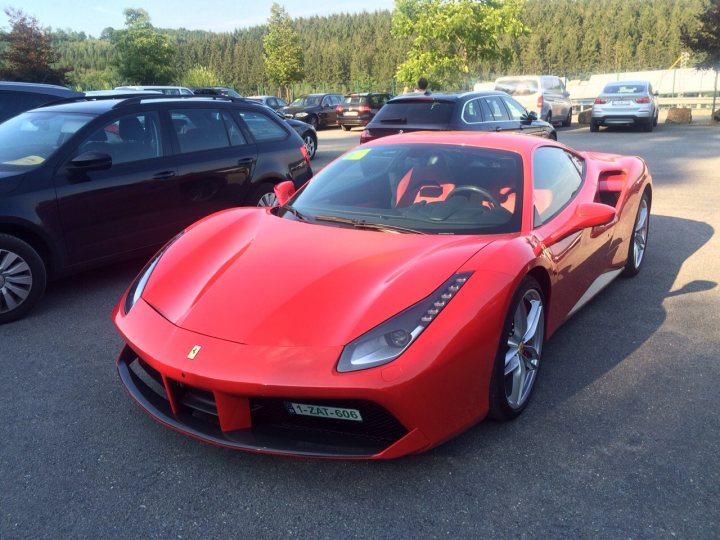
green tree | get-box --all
[681,0,720,114]
[183,65,221,87]
[392,0,528,89]
[0,8,69,84]
[263,3,304,99]
[111,8,175,84]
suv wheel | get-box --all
[340,125,351,132]
[307,116,319,130]
[0,234,47,324]
[590,120,599,132]
[561,109,572,127]
[545,111,552,124]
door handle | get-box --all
[495,126,503,132]
[238,158,255,167]
[152,170,176,179]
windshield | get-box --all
[495,79,539,96]
[0,111,95,170]
[290,95,322,107]
[373,101,454,126]
[603,83,647,94]
[286,143,524,234]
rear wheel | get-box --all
[561,109,572,127]
[249,183,278,207]
[642,118,653,132]
[590,120,599,132]
[302,132,317,160]
[489,276,545,421]
[0,234,47,324]
[622,191,650,277]
[340,125,351,132]
[545,111,552,124]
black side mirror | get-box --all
[523,110,538,123]
[66,151,112,181]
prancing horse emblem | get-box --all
[187,345,202,360]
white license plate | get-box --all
[612,100,628,106]
[345,111,358,116]
[286,402,363,422]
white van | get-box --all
[494,75,573,127]
[114,85,194,96]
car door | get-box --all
[530,147,613,326]
[501,95,547,137]
[319,95,336,126]
[481,95,522,133]
[53,109,182,266]
[169,106,258,223]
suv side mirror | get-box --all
[524,110,538,123]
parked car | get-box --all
[193,87,243,98]
[280,93,343,129]
[115,85,195,96]
[336,92,392,131]
[247,95,288,111]
[360,91,556,144]
[591,80,659,132]
[494,75,573,127]
[113,131,652,458]
[0,81,83,123]
[0,96,312,323]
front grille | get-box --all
[118,349,409,457]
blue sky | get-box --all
[7,1,396,37]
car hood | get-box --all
[142,208,492,347]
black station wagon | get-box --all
[360,91,556,144]
[0,95,312,323]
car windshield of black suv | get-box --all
[372,101,454,126]
[283,143,524,235]
[0,111,94,170]
[290,96,322,107]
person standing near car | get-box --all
[415,77,431,95]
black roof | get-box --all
[0,81,83,98]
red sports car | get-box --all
[113,132,652,459]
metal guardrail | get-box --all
[572,96,717,112]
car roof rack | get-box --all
[38,93,260,110]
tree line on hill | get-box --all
[1,0,711,95]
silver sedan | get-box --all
[591,80,659,132]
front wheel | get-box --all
[340,125,351,132]
[0,234,47,324]
[561,109,572,127]
[488,276,545,421]
[307,116,319,130]
[622,191,650,277]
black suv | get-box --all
[360,91,556,143]
[280,93,343,129]
[0,95,312,323]
[336,92,391,131]
[0,81,83,123]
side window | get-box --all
[532,147,584,227]
[171,108,243,153]
[483,96,510,121]
[237,110,288,142]
[502,96,527,121]
[321,97,331,107]
[267,98,278,109]
[462,99,483,123]
[276,98,288,108]
[77,111,163,165]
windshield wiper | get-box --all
[281,204,310,222]
[379,117,407,124]
[314,214,424,234]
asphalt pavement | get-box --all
[1,119,719,539]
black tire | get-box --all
[545,111,552,125]
[642,118,653,132]
[307,115,319,130]
[622,191,651,277]
[653,111,658,127]
[248,182,278,207]
[590,120,599,132]
[340,125,351,132]
[0,233,47,324]
[488,276,545,421]
[561,109,572,127]
[302,132,317,160]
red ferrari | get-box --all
[113,132,652,459]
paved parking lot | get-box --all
[1,120,719,538]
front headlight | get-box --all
[337,272,473,373]
[123,232,184,314]
[295,112,308,118]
